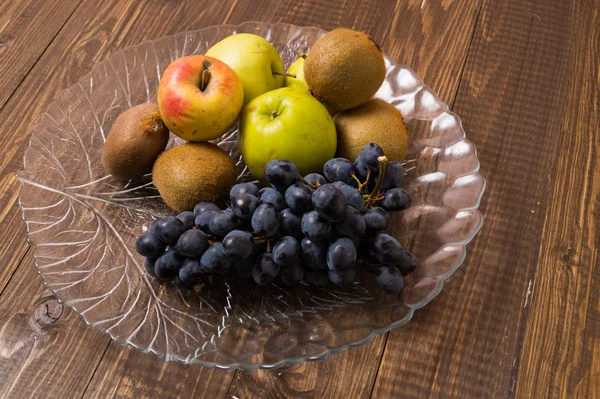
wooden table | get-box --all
[0,0,598,397]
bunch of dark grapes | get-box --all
[136,143,416,296]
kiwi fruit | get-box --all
[102,103,169,181]
[334,99,410,162]
[152,143,236,212]
[304,28,386,111]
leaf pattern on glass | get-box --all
[17,22,484,368]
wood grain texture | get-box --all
[0,0,599,398]
[373,0,596,398]
[515,0,600,397]
[227,1,484,398]
[0,251,109,398]
[0,0,82,112]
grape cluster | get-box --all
[136,143,416,295]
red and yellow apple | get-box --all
[157,55,244,142]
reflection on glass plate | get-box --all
[17,22,485,369]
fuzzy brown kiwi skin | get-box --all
[152,143,237,212]
[334,99,410,163]
[101,103,169,181]
[304,28,386,111]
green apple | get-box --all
[285,56,309,91]
[239,87,337,180]
[206,33,285,105]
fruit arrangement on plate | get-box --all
[18,21,485,367]
[102,28,415,296]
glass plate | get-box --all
[17,22,485,369]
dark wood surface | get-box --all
[0,0,598,398]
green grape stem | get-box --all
[300,176,318,189]
[365,156,388,208]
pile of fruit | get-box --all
[136,143,415,295]
[101,27,415,296]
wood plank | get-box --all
[82,345,235,399]
[372,0,586,397]
[82,1,391,396]
[0,250,109,398]
[227,0,484,397]
[514,1,600,397]
[0,0,82,111]
[0,0,485,397]
[0,0,255,396]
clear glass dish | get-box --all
[17,22,485,369]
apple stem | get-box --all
[271,110,280,120]
[200,69,211,91]
[272,71,296,78]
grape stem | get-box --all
[300,176,317,189]
[366,156,388,207]
[353,168,372,192]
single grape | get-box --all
[154,250,185,280]
[285,182,313,213]
[259,187,286,211]
[230,182,260,198]
[301,210,332,242]
[328,268,356,286]
[200,242,233,273]
[312,184,348,222]
[195,210,218,234]
[233,257,254,278]
[222,230,255,259]
[279,260,304,286]
[179,258,205,284]
[154,217,186,245]
[381,188,411,212]
[327,238,357,273]
[304,269,330,287]
[370,233,405,265]
[323,158,356,185]
[335,206,366,238]
[252,253,280,285]
[175,230,209,257]
[300,237,328,270]
[136,233,166,258]
[209,209,240,237]
[279,209,303,239]
[381,162,404,191]
[231,193,260,220]
[145,257,157,277]
[356,143,384,171]
[148,219,158,235]
[399,251,418,275]
[176,211,196,230]
[251,203,280,237]
[354,158,370,181]
[363,207,390,236]
[375,266,404,294]
[193,201,220,216]
[272,236,299,266]
[335,183,365,211]
[259,253,281,278]
[304,173,327,187]
[265,159,299,193]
